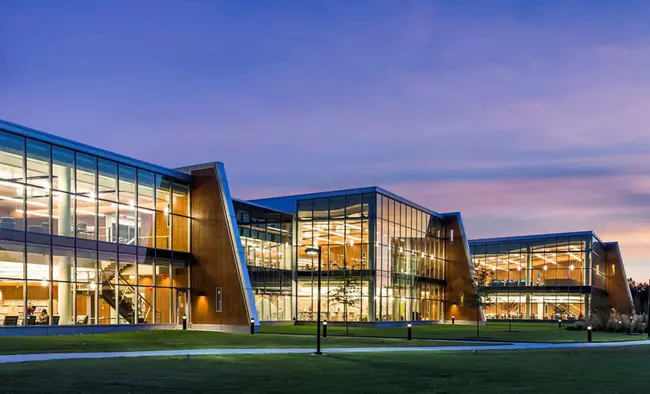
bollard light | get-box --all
[452,315,455,325]
[250,318,255,335]
[323,320,328,337]
[587,325,592,343]
[182,315,187,331]
[407,322,412,341]
[558,319,562,329]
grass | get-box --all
[0,330,476,355]
[261,322,646,343]
[1,346,649,393]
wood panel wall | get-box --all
[604,243,633,315]
[443,214,481,321]
[189,167,249,326]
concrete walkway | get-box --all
[1,339,648,364]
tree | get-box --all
[328,271,361,336]
[628,278,649,320]
[500,301,519,332]
[463,266,492,338]
[591,294,616,330]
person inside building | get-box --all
[37,309,49,324]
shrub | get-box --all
[565,323,584,331]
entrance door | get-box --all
[176,289,188,325]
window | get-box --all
[172,182,189,216]
[137,170,155,209]
[138,209,155,248]
[118,165,136,206]
[98,159,117,202]
[26,140,49,188]
[155,174,171,212]
[0,130,24,182]
[172,215,189,252]
[26,185,50,233]
[52,147,75,193]
[76,153,97,240]
[98,200,117,243]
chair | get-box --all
[76,315,89,325]
[76,223,89,237]
[28,225,46,233]
[52,316,60,325]
[2,316,18,326]
[0,217,16,230]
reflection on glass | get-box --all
[172,183,189,216]
[26,186,50,234]
[52,147,75,193]
[98,159,117,202]
[118,164,136,206]
[98,200,117,243]
[26,139,49,188]
[137,170,155,209]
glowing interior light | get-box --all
[40,278,48,287]
[569,264,575,270]
[543,265,548,271]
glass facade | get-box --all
[235,201,293,322]
[0,128,191,326]
[295,192,447,322]
[470,233,608,321]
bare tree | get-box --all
[463,266,492,338]
[328,271,361,336]
[500,301,519,332]
[591,295,615,330]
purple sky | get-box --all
[2,1,649,279]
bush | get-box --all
[565,323,584,331]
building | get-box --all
[0,119,633,334]
[0,120,191,330]
[250,188,477,323]
[469,232,633,321]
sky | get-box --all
[1,1,649,279]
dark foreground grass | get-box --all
[2,346,648,393]
[262,322,644,343]
[0,330,473,355]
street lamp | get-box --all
[306,245,323,355]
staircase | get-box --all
[99,264,153,324]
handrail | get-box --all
[98,266,155,323]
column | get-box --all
[55,166,73,324]
[366,219,376,322]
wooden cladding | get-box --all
[604,244,633,315]
[189,166,249,326]
[443,215,481,321]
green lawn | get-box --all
[2,346,648,393]
[262,322,646,343]
[0,330,474,355]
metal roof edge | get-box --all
[1,119,192,182]
[469,230,600,244]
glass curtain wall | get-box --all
[0,128,190,326]
[296,193,374,322]
[471,235,592,321]
[375,194,446,322]
[235,201,292,322]
[296,192,446,323]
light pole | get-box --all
[306,246,323,355]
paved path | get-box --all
[1,339,648,364]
